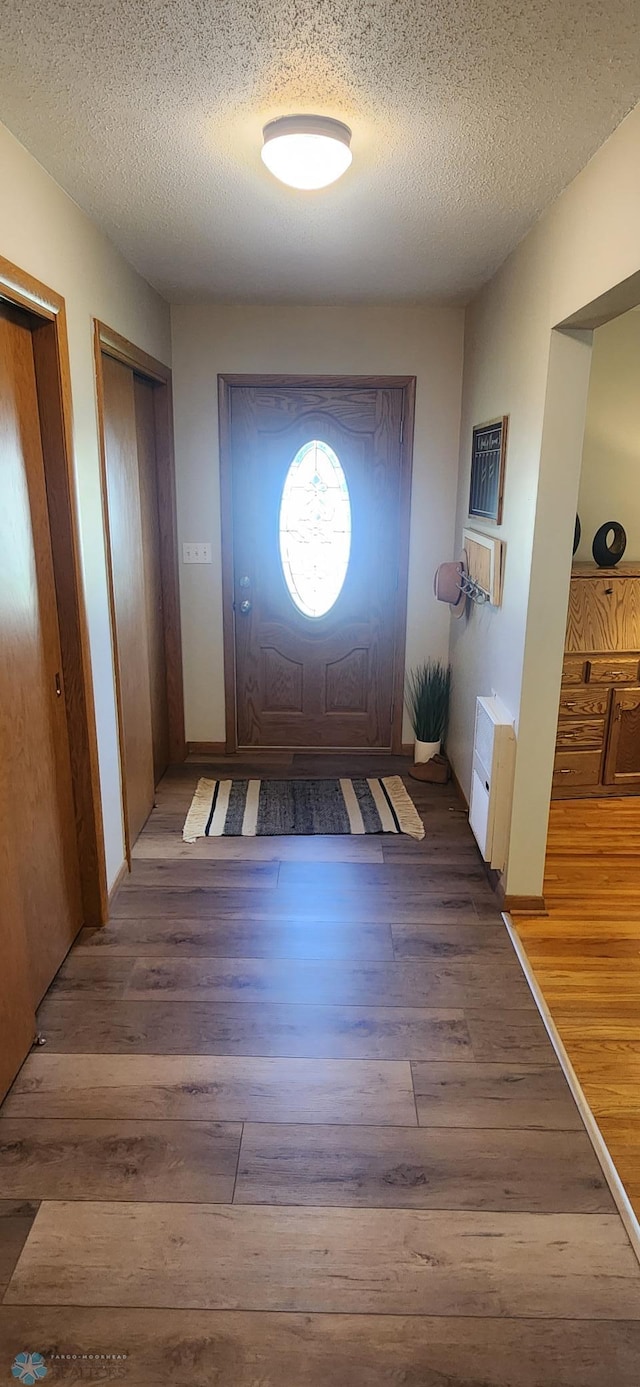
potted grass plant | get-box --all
[405,660,451,764]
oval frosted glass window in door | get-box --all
[279,439,352,618]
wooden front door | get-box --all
[0,302,83,1005]
[221,378,414,750]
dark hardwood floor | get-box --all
[1,757,640,1383]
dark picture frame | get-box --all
[469,416,508,524]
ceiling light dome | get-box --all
[261,115,352,190]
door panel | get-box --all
[102,354,155,846]
[604,688,640,785]
[0,303,83,1004]
[566,576,640,653]
[134,373,170,784]
[228,384,410,749]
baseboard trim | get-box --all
[188,742,414,759]
[502,893,547,913]
[449,763,469,810]
[186,741,226,756]
[504,912,640,1269]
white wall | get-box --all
[449,102,640,898]
[576,308,640,563]
[170,304,464,744]
[0,123,171,888]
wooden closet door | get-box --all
[102,354,155,846]
[0,303,83,1005]
[134,374,170,784]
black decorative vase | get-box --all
[592,521,627,568]
[573,515,581,556]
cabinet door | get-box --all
[566,577,640,653]
[604,688,640,785]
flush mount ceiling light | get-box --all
[261,115,352,190]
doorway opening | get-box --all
[218,374,416,754]
[551,306,640,804]
[513,285,640,1231]
[0,256,106,1098]
[94,322,185,863]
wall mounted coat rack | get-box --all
[434,530,505,613]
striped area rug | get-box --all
[183,777,425,841]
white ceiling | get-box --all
[2,0,639,303]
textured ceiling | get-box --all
[1,0,639,302]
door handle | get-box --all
[239,599,252,614]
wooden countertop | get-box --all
[572,563,640,578]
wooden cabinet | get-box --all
[553,565,640,799]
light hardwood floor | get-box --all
[2,759,640,1383]
[514,796,640,1219]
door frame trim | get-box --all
[0,254,108,925]
[218,373,416,754]
[93,321,186,864]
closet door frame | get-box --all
[0,254,108,928]
[93,321,185,864]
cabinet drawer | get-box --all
[562,655,587,685]
[553,750,602,788]
[556,717,606,750]
[558,688,609,717]
[587,655,639,684]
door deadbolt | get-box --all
[239,575,251,588]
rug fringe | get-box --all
[382,776,425,840]
[182,777,216,842]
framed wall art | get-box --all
[469,416,508,524]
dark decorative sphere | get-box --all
[573,515,581,556]
[592,521,627,568]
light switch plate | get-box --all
[183,542,212,564]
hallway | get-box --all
[1,761,640,1383]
